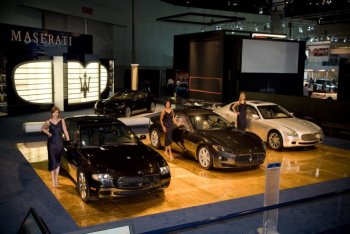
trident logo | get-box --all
[79,72,91,98]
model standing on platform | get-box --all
[160,99,178,159]
[41,106,70,188]
[231,92,247,131]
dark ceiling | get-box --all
[161,0,350,25]
[161,0,273,15]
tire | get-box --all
[150,128,161,149]
[268,130,283,151]
[197,146,213,169]
[148,102,156,112]
[124,107,131,117]
[77,170,90,202]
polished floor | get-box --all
[17,138,350,228]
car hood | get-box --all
[263,118,321,133]
[199,129,264,152]
[81,144,164,175]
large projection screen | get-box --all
[241,39,299,73]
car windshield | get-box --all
[80,124,139,147]
[112,91,135,100]
[257,105,292,119]
[190,114,234,130]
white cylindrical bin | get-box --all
[131,64,139,91]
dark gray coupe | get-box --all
[94,90,156,117]
[149,108,266,170]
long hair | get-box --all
[50,106,61,118]
[238,92,246,104]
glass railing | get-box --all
[141,188,350,234]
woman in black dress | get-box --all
[41,107,70,188]
[231,92,247,131]
[160,100,177,159]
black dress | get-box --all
[47,120,64,171]
[163,110,174,146]
[237,103,247,131]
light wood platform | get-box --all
[17,140,350,227]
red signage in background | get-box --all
[82,6,93,15]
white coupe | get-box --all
[214,100,324,150]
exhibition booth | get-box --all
[1,23,350,234]
[0,23,114,116]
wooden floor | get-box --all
[18,140,350,227]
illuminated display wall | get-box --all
[13,60,107,106]
[0,23,94,115]
[14,61,53,103]
[67,62,107,104]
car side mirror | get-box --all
[139,134,146,140]
[251,114,260,119]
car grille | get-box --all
[235,153,265,163]
[301,133,321,141]
[116,175,160,189]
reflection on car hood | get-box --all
[81,144,162,175]
[264,118,321,133]
[104,97,131,104]
[199,129,263,151]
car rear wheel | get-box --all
[268,130,283,151]
[148,102,156,112]
[124,107,131,117]
[77,170,90,202]
[150,128,161,149]
[197,146,213,169]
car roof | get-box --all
[65,115,123,126]
[245,100,277,106]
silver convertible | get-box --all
[214,100,324,150]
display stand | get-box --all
[258,162,281,234]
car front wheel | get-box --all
[77,170,90,202]
[268,130,283,151]
[150,128,161,149]
[197,146,213,169]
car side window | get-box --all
[246,106,257,118]
[65,120,76,141]
[176,115,191,131]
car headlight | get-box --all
[213,145,232,153]
[284,130,298,137]
[92,173,113,183]
[116,104,125,109]
[315,130,324,139]
[159,166,170,175]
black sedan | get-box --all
[62,115,171,202]
[149,108,266,170]
[94,90,156,117]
